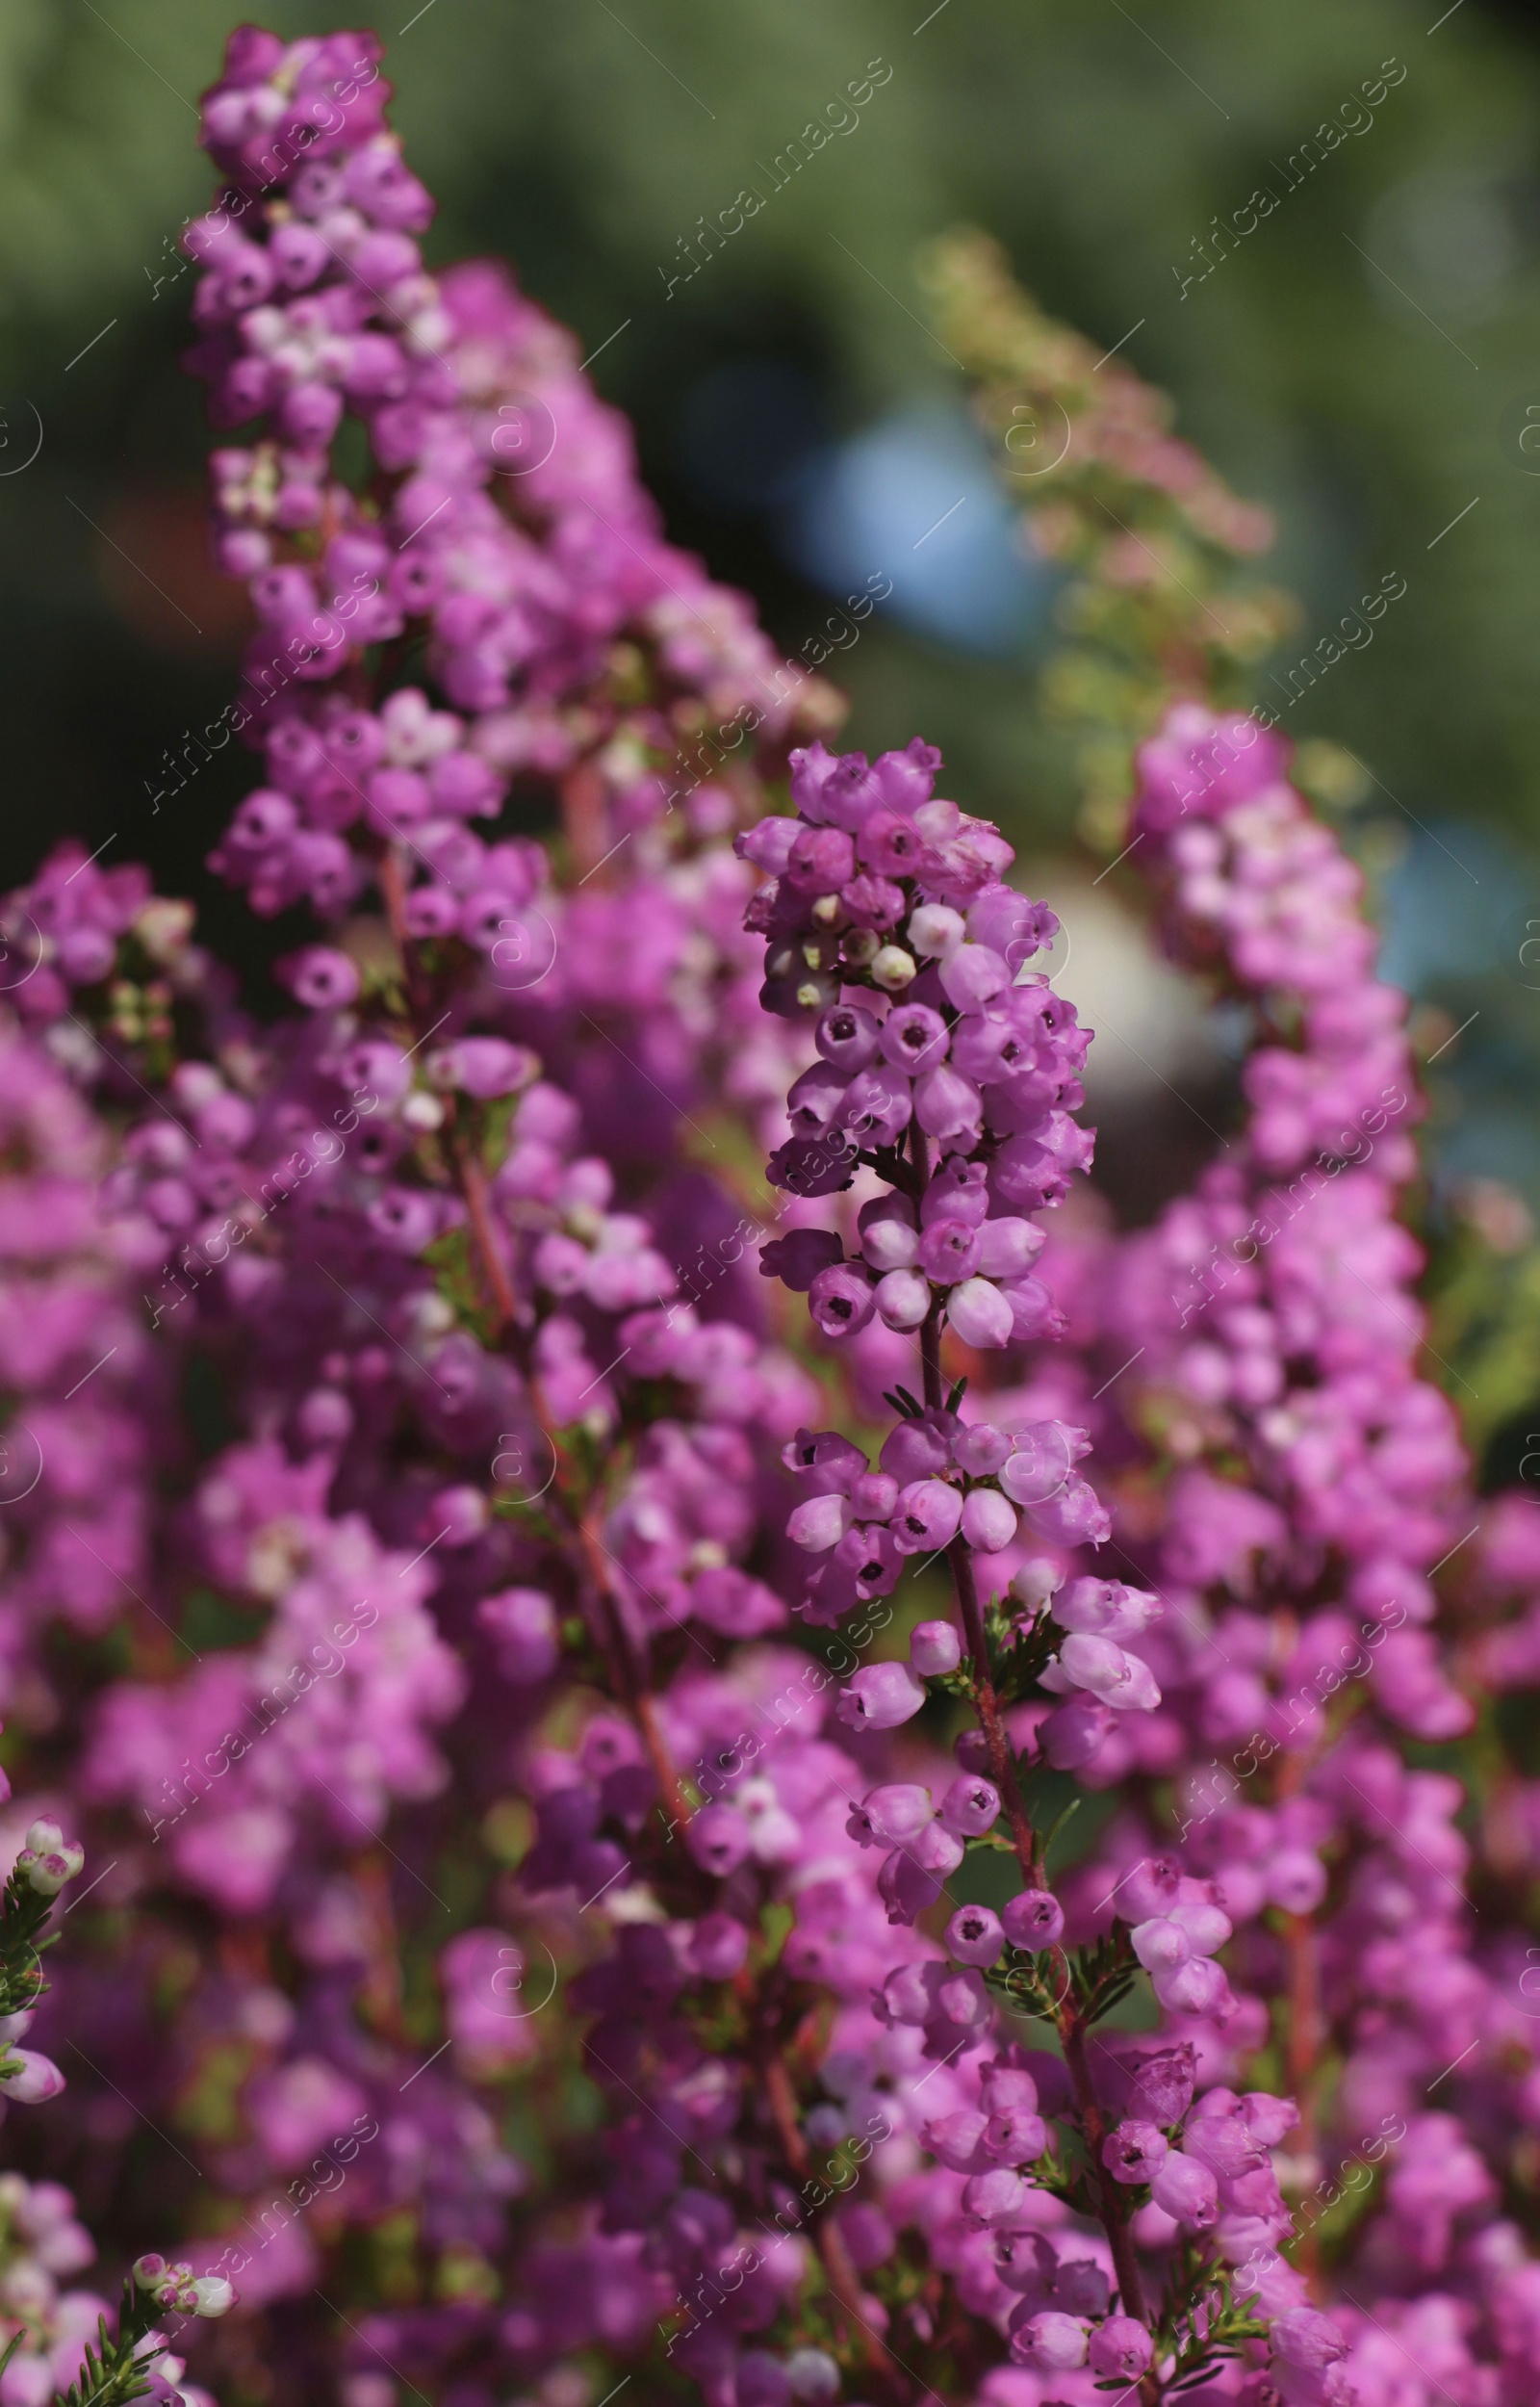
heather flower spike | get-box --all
[0,24,1532,2407]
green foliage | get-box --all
[48,2281,165,2407]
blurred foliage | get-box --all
[918,225,1296,848]
[1424,1184,1540,1479]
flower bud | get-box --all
[910,1819,964,1875]
[858,1193,918,1271]
[1011,2310,1090,2371]
[192,2276,237,2317]
[910,1620,962,1676]
[0,2050,64,2104]
[873,1267,930,1330]
[1151,1954,1229,2015]
[869,945,916,992]
[1150,2148,1220,2229]
[861,1784,934,1846]
[786,2346,840,2399]
[787,1492,853,1552]
[961,1488,1016,1552]
[20,1852,71,1897]
[1011,1557,1063,1611]
[1130,1917,1192,1973]
[962,2165,1025,2225]
[1271,2308,1349,2370]
[1116,1855,1182,1923]
[908,903,964,957]
[954,1422,1013,1476]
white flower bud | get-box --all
[870,945,917,993]
[908,903,965,958]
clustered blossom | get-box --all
[745,741,1091,1361]
[1006,705,1540,2401]
[783,1407,1115,1629]
[0,23,1536,2407]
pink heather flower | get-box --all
[1131,1917,1193,1973]
[878,1848,944,1924]
[835,1664,926,1731]
[1002,1889,1065,1950]
[908,903,964,956]
[954,1422,1013,1476]
[1090,2317,1154,2378]
[1053,1576,1162,1642]
[916,1217,983,1282]
[944,1275,1014,1349]
[786,1492,853,1552]
[939,1773,1000,1836]
[0,2051,65,2104]
[963,2165,1026,2225]
[910,1620,962,1676]
[1151,2150,1221,2228]
[807,1263,876,1337]
[913,1064,983,1142]
[477,1588,558,1685]
[874,1267,931,1329]
[946,1904,1004,1967]
[1117,1856,1183,1922]
[759,1228,845,1290]
[1039,1695,1113,1768]
[881,1002,950,1074]
[1012,2310,1090,2370]
[857,1192,918,1269]
[937,943,1009,1009]
[1152,1955,1230,2015]
[1047,1633,1161,1712]
[975,1215,1042,1277]
[689,1915,750,1980]
[910,1819,964,1874]
[1104,2121,1168,2184]
[685,1805,753,1877]
[961,1487,1016,1551]
[859,1784,935,1845]
[22,41,1520,2395]
[891,1480,963,1554]
[814,1002,883,1071]
[1169,1897,1232,1954]
[278,945,360,1007]
[1271,2307,1349,2370]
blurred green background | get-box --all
[4,0,1540,1198]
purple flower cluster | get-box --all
[745,742,1091,1361]
[783,1411,1116,1627]
[3,25,1540,2407]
